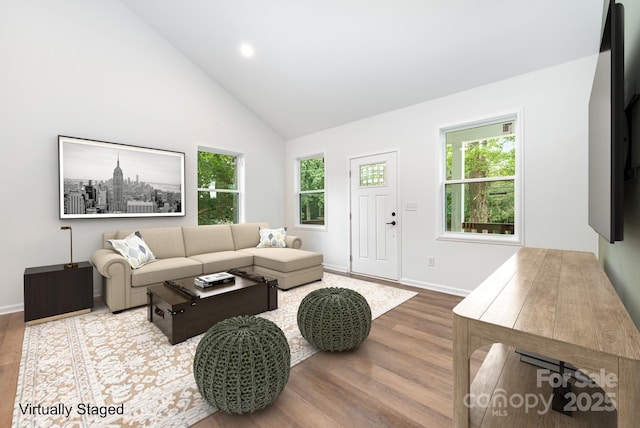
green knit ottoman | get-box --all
[193,315,290,414]
[297,287,372,351]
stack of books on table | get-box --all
[194,272,235,288]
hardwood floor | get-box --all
[0,278,485,427]
[192,281,484,428]
[0,311,26,428]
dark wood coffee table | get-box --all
[147,270,278,344]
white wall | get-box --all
[0,0,285,313]
[286,56,599,294]
[0,1,602,312]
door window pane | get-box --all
[359,162,386,187]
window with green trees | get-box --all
[197,150,241,225]
[298,156,325,226]
[443,117,518,239]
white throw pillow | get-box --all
[108,231,157,269]
[256,227,287,248]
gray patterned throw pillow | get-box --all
[108,231,157,269]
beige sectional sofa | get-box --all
[90,223,323,313]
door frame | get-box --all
[348,150,401,280]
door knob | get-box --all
[386,221,396,226]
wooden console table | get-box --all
[453,248,640,427]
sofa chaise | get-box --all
[90,223,323,313]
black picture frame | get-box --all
[58,135,185,219]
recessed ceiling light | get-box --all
[240,43,254,58]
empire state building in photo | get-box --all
[112,155,124,213]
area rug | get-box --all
[12,273,416,427]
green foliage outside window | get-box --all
[197,151,238,225]
[300,157,324,191]
[198,191,238,225]
[299,157,325,225]
[445,135,516,232]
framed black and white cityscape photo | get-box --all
[58,136,185,219]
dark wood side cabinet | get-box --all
[24,261,94,325]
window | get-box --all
[359,162,386,187]
[297,155,325,227]
[440,113,521,243]
[197,148,243,225]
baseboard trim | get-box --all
[321,263,348,273]
[0,303,24,315]
[399,277,470,297]
[323,264,471,298]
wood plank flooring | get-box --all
[0,276,486,427]
[0,311,26,428]
[192,279,483,428]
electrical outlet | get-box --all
[427,256,435,267]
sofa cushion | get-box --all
[116,227,186,259]
[230,223,268,250]
[131,257,202,287]
[240,248,323,273]
[189,251,254,274]
[253,265,323,290]
[183,225,235,257]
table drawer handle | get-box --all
[154,306,165,319]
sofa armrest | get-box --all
[91,248,133,312]
[285,235,302,249]
[91,248,131,278]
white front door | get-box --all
[350,151,399,280]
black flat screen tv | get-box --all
[588,0,625,243]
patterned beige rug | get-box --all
[13,273,416,427]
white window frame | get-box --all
[437,110,523,245]
[295,153,327,230]
[196,146,245,224]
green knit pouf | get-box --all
[297,287,372,352]
[193,315,290,414]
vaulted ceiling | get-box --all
[121,0,605,140]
